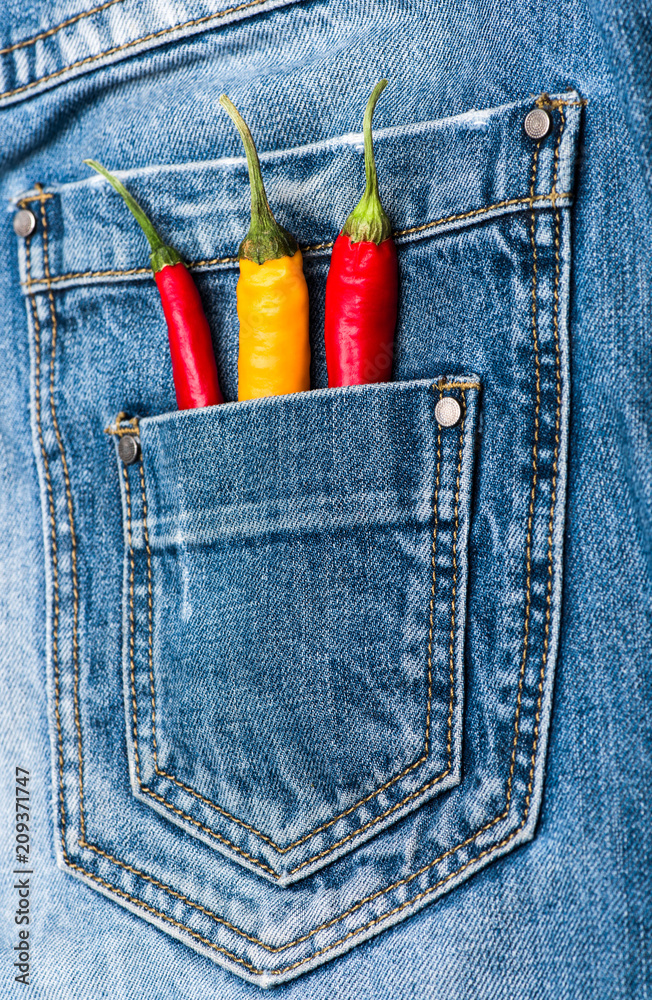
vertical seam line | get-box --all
[28,279,67,858]
[36,186,86,841]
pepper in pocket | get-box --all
[219,96,311,401]
[324,80,398,387]
[84,160,224,410]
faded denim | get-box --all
[115,378,479,884]
[0,0,650,998]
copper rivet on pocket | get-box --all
[13,208,37,238]
[118,435,140,465]
[435,397,461,428]
[524,107,552,140]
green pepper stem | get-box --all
[83,160,182,271]
[84,160,162,250]
[219,95,297,264]
[343,79,392,245]
[362,79,386,206]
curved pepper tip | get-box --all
[82,158,181,266]
[343,78,392,245]
[219,94,298,264]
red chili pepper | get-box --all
[84,160,224,410]
[324,80,398,387]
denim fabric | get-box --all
[7,84,579,984]
[114,378,478,883]
[0,0,650,997]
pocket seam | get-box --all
[122,382,474,874]
[22,192,569,288]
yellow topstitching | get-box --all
[0,0,126,56]
[22,191,572,288]
[0,0,290,102]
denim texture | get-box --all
[114,378,478,882]
[9,85,579,983]
[1,0,650,997]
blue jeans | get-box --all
[1,1,650,997]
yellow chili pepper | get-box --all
[220,95,310,401]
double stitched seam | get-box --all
[103,383,480,436]
[33,185,86,846]
[22,191,571,288]
[0,0,126,56]
[394,190,568,239]
[27,255,68,862]
[446,390,460,764]
[0,0,288,102]
[28,265,152,286]
[129,388,465,871]
[42,99,565,973]
[527,107,565,814]
[501,137,543,806]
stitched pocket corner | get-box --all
[111,377,480,883]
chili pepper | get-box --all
[219,96,310,401]
[83,160,224,410]
[324,80,398,387]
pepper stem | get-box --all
[343,79,392,245]
[219,95,298,264]
[83,160,182,272]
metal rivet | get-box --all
[435,397,461,428]
[118,435,140,465]
[13,208,37,238]
[524,107,552,140]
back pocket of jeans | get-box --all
[114,376,479,883]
